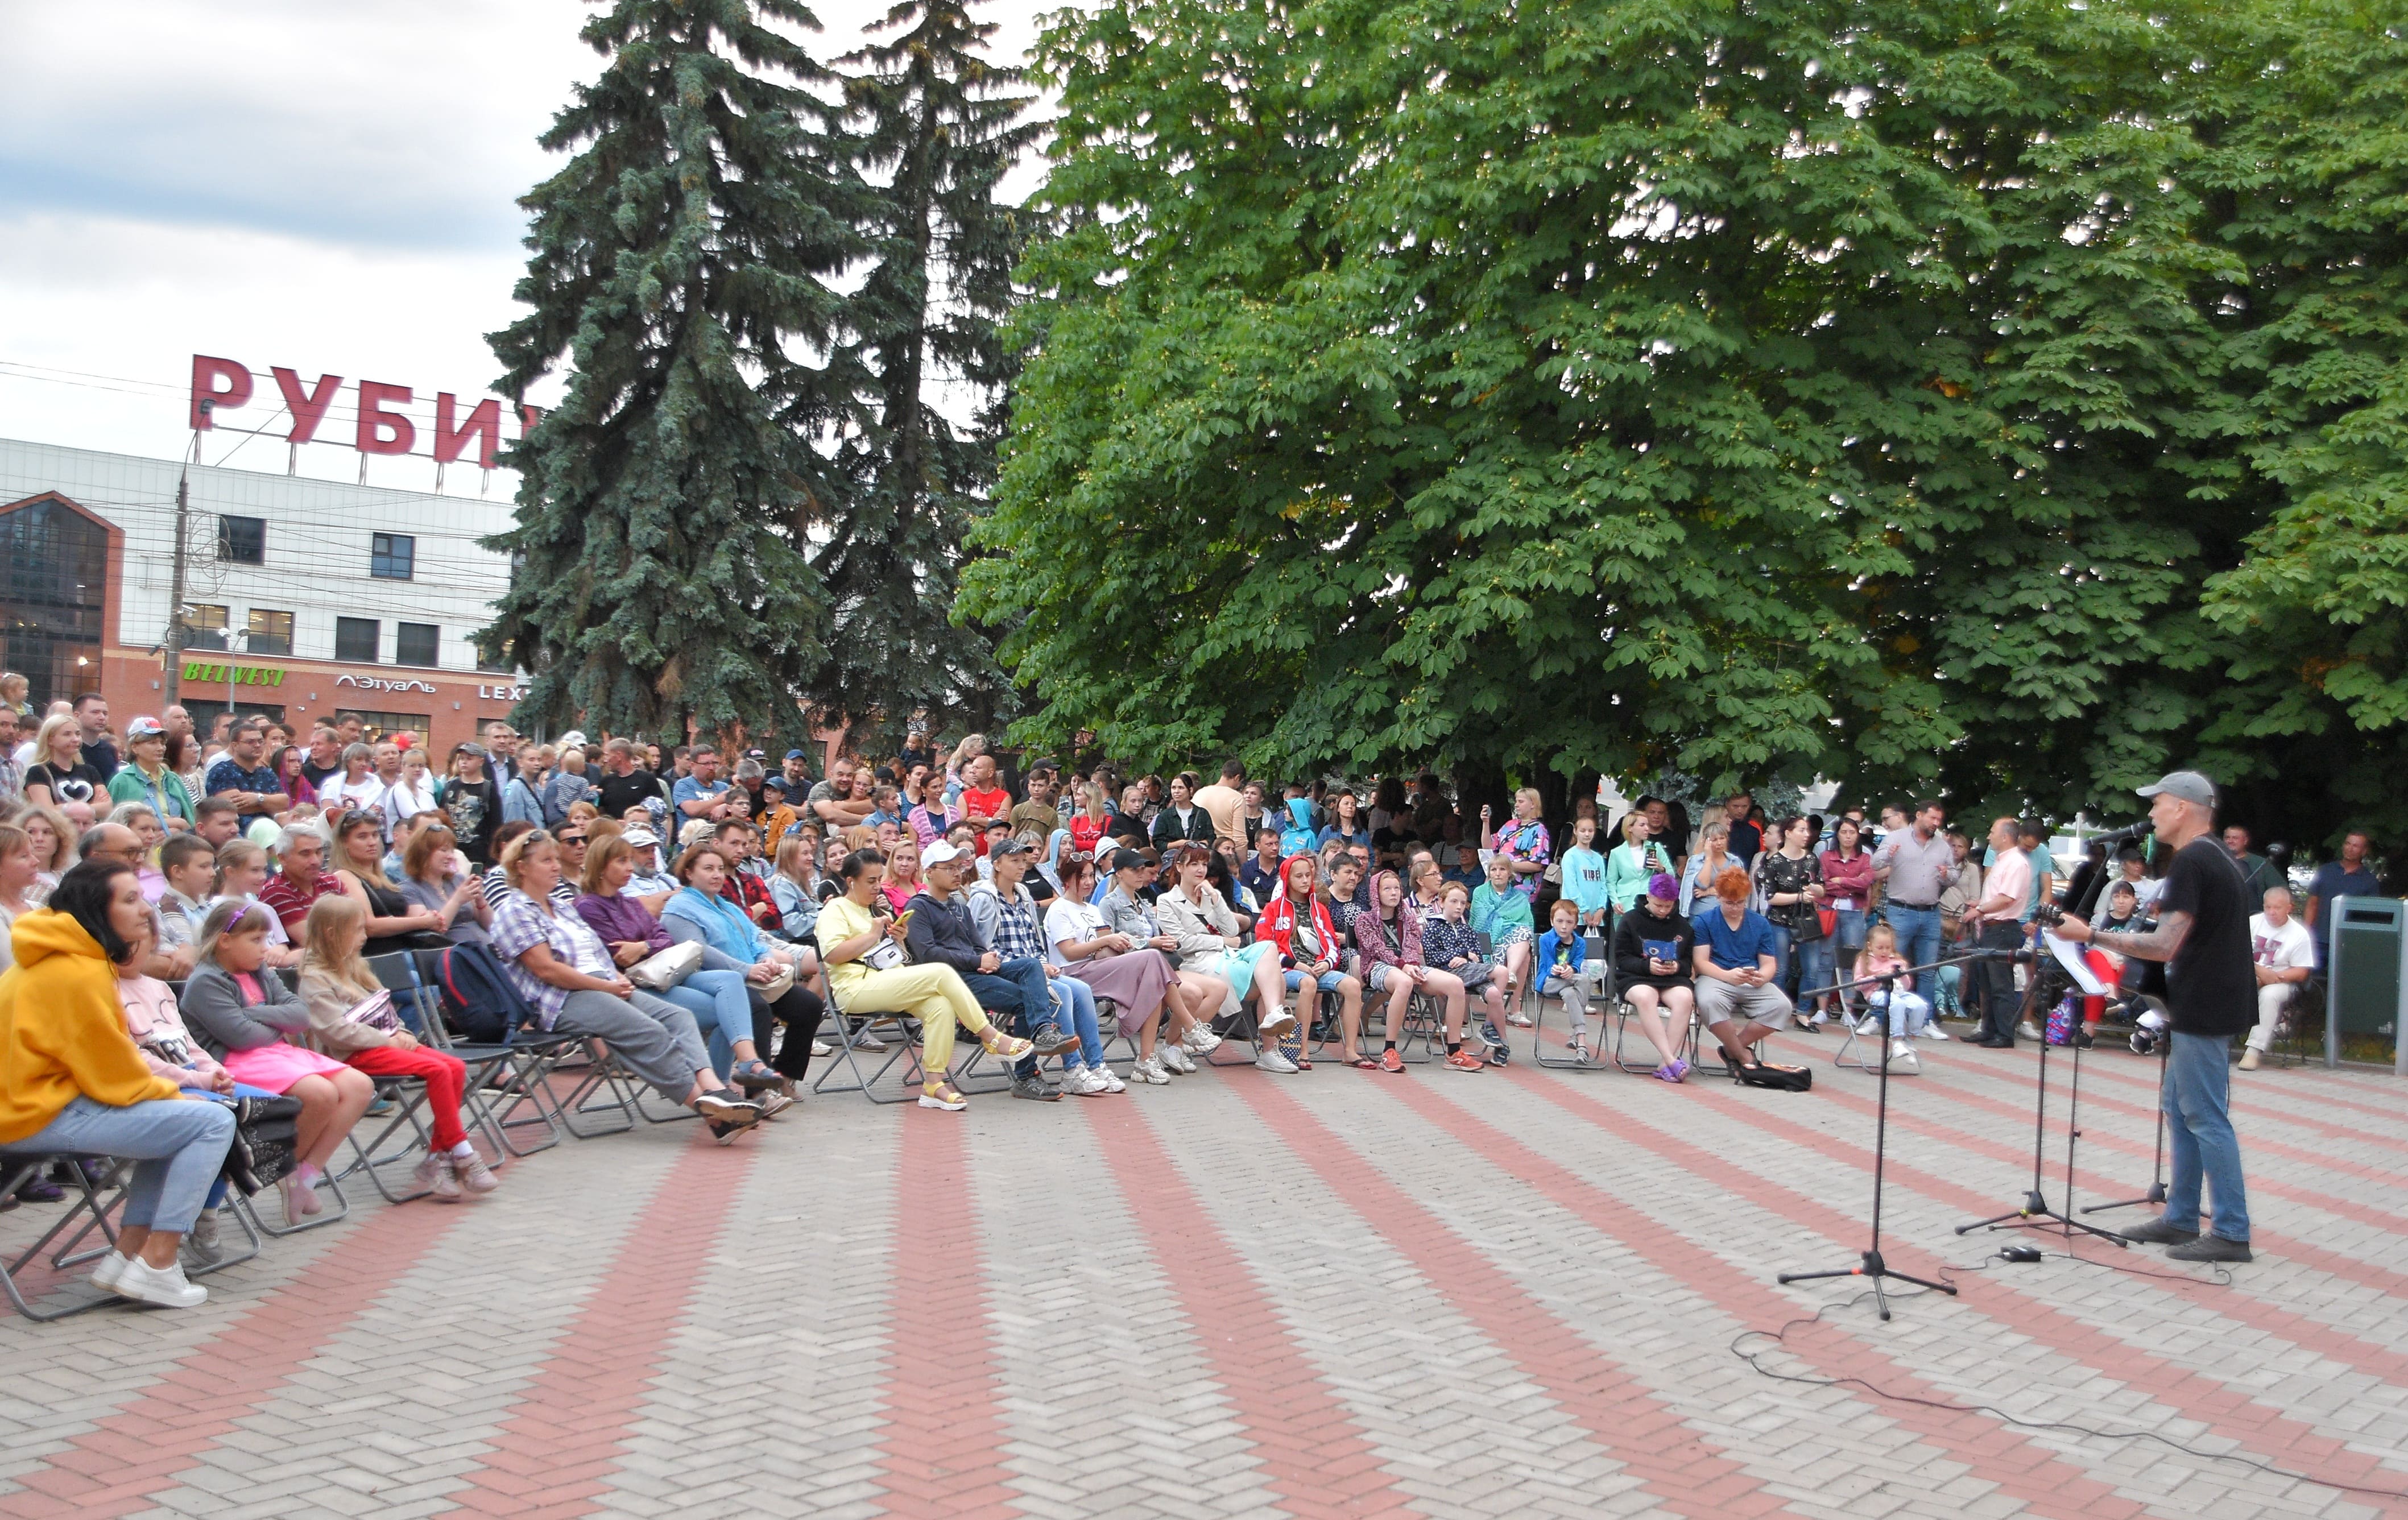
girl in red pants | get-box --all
[295,894,498,1202]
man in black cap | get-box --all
[2055,769,2253,1262]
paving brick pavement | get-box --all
[5,1025,2407,1519]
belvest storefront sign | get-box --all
[184,661,285,686]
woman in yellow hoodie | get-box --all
[0,859,237,1309]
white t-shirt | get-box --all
[2248,912,2314,974]
[1044,896,1107,970]
[325,774,388,817]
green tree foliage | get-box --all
[966,0,2408,848]
[810,0,1041,735]
[485,0,860,741]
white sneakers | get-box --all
[92,1250,208,1308]
[412,1153,466,1202]
[1257,1005,1300,1037]
[1130,1055,1172,1085]
[1159,1045,1197,1075]
[1921,1023,1951,1041]
[1888,1039,1921,1072]
[1182,1025,1223,1056]
[1255,1047,1300,1075]
[1062,1066,1113,1097]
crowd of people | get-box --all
[0,685,2382,1306]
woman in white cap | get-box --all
[106,715,194,831]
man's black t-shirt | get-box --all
[2155,835,2256,1038]
[595,767,666,819]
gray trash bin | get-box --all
[2324,896,2405,1072]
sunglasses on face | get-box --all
[557,833,587,844]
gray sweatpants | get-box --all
[553,988,709,1106]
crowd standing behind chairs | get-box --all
[0,677,2384,1308]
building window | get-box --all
[0,493,109,712]
[245,608,293,657]
[476,643,514,674]
[218,515,265,565]
[395,622,440,668]
[370,532,415,581]
[180,603,229,652]
[335,616,380,664]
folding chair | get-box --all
[1,1152,127,1322]
[810,975,929,1105]
[329,952,448,1204]
[1533,933,1613,1071]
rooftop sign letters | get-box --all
[337,672,438,695]
[184,661,285,686]
[189,355,545,470]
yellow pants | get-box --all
[835,963,992,1082]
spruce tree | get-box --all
[484,0,862,742]
[807,0,1040,736]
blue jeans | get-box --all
[663,969,758,1077]
[2165,1032,2250,1242]
[1830,907,1867,956]
[1050,973,1103,1070]
[1885,904,1942,1000]
[1765,925,1793,992]
[965,956,1060,1079]
[7,1096,235,1235]
[1793,935,1837,1013]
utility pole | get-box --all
[164,466,191,706]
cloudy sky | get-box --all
[0,0,1054,496]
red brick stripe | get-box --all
[1373,1075,2152,1520]
[1224,1078,1806,1520]
[435,1136,763,1519]
[0,1197,468,1519]
[1086,1099,1421,1519]
[867,1110,1020,1520]
[1542,1066,2408,1500]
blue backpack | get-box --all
[433,942,537,1045]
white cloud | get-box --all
[0,0,1064,488]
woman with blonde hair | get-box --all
[296,893,495,1200]
[878,835,924,915]
[19,804,75,904]
[23,713,102,814]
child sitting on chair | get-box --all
[1423,882,1511,1064]
[1851,923,1937,1062]
[1534,898,1596,1062]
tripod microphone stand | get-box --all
[1778,951,1988,1321]
[2084,995,2172,1214]
[1955,941,2128,1247]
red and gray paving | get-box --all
[6,1030,2408,1519]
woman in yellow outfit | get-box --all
[818,847,1031,1109]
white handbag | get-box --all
[861,938,908,972]
[755,960,797,1000]
[626,941,702,991]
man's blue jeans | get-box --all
[2165,1031,2250,1242]
[1885,904,1942,1000]
[965,956,1058,1079]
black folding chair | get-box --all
[1533,933,1613,1071]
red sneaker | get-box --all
[1445,1050,1485,1072]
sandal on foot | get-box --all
[918,1082,967,1111]
[1345,1052,1380,1070]
[977,1028,1035,1061]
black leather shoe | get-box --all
[1974,1037,2014,1048]
[2121,1216,2202,1245]
[2167,1235,2251,1263]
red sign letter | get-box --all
[434,393,501,469]
[520,404,545,438]
[355,380,416,455]
[271,367,343,444]
[189,355,251,430]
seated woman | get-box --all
[1422,881,1512,1063]
[816,847,1032,1110]
[1610,873,1697,1080]
[396,822,492,945]
[0,859,238,1308]
[656,842,826,1097]
[764,835,824,943]
[180,897,380,1224]
[106,801,171,900]
[1689,866,1794,1069]
[329,811,453,952]
[973,839,1116,1096]
[1157,844,1293,1066]
[1257,851,1364,1070]
[296,894,499,1199]
[487,830,763,1141]
[1044,851,1177,1087]
[1352,867,1477,1072]
[1095,848,1219,1075]
[1467,854,1534,1027]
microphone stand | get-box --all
[1777,950,1985,1321]
[1955,942,2128,1248]
[2084,1007,2171,1214]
